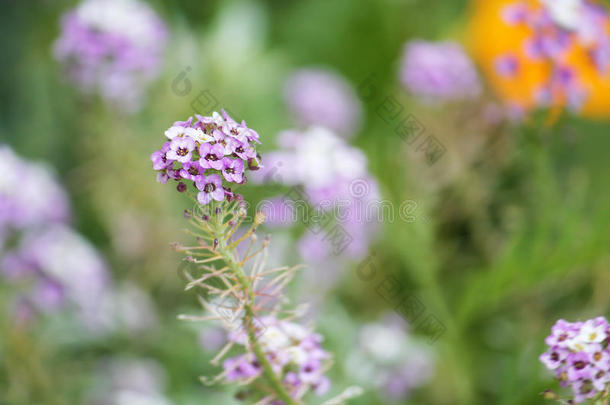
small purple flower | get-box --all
[244,125,261,144]
[167,137,196,164]
[221,158,244,183]
[589,347,609,368]
[199,143,225,170]
[232,141,256,161]
[179,161,204,181]
[150,142,172,170]
[313,376,331,395]
[524,38,545,60]
[285,372,301,387]
[592,369,609,391]
[494,54,519,77]
[156,171,169,184]
[219,136,241,156]
[196,174,225,204]
[501,2,528,25]
[540,348,567,370]
[223,355,262,381]
[545,319,579,347]
[298,359,322,384]
[173,117,194,128]
[573,379,597,403]
[222,122,248,143]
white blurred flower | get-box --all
[540,0,584,30]
[76,0,164,48]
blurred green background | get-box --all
[1,0,609,404]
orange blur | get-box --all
[467,0,610,119]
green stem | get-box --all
[209,205,299,405]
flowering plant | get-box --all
[152,112,361,404]
[540,317,610,403]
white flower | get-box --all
[164,126,185,139]
[281,321,310,341]
[211,111,225,125]
[164,126,211,142]
[578,320,607,344]
[294,126,367,189]
[540,0,585,30]
[360,324,404,363]
[189,128,214,144]
[259,326,291,351]
[76,0,163,48]
[286,346,308,365]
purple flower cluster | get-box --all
[540,317,610,403]
[53,0,167,112]
[500,0,610,111]
[150,111,261,205]
[223,316,331,400]
[0,146,70,238]
[3,225,111,327]
[253,126,380,263]
[400,40,482,102]
[0,146,115,327]
[284,69,363,137]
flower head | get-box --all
[53,0,167,112]
[540,317,610,403]
[151,111,261,204]
[223,316,331,398]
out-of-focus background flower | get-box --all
[1,0,609,404]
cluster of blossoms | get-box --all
[345,316,435,401]
[540,317,610,403]
[0,146,155,333]
[400,40,482,102]
[222,316,331,399]
[0,145,97,322]
[151,111,261,205]
[252,126,380,264]
[53,0,167,112]
[499,0,610,111]
[2,224,110,326]
[284,69,363,137]
[0,146,70,237]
